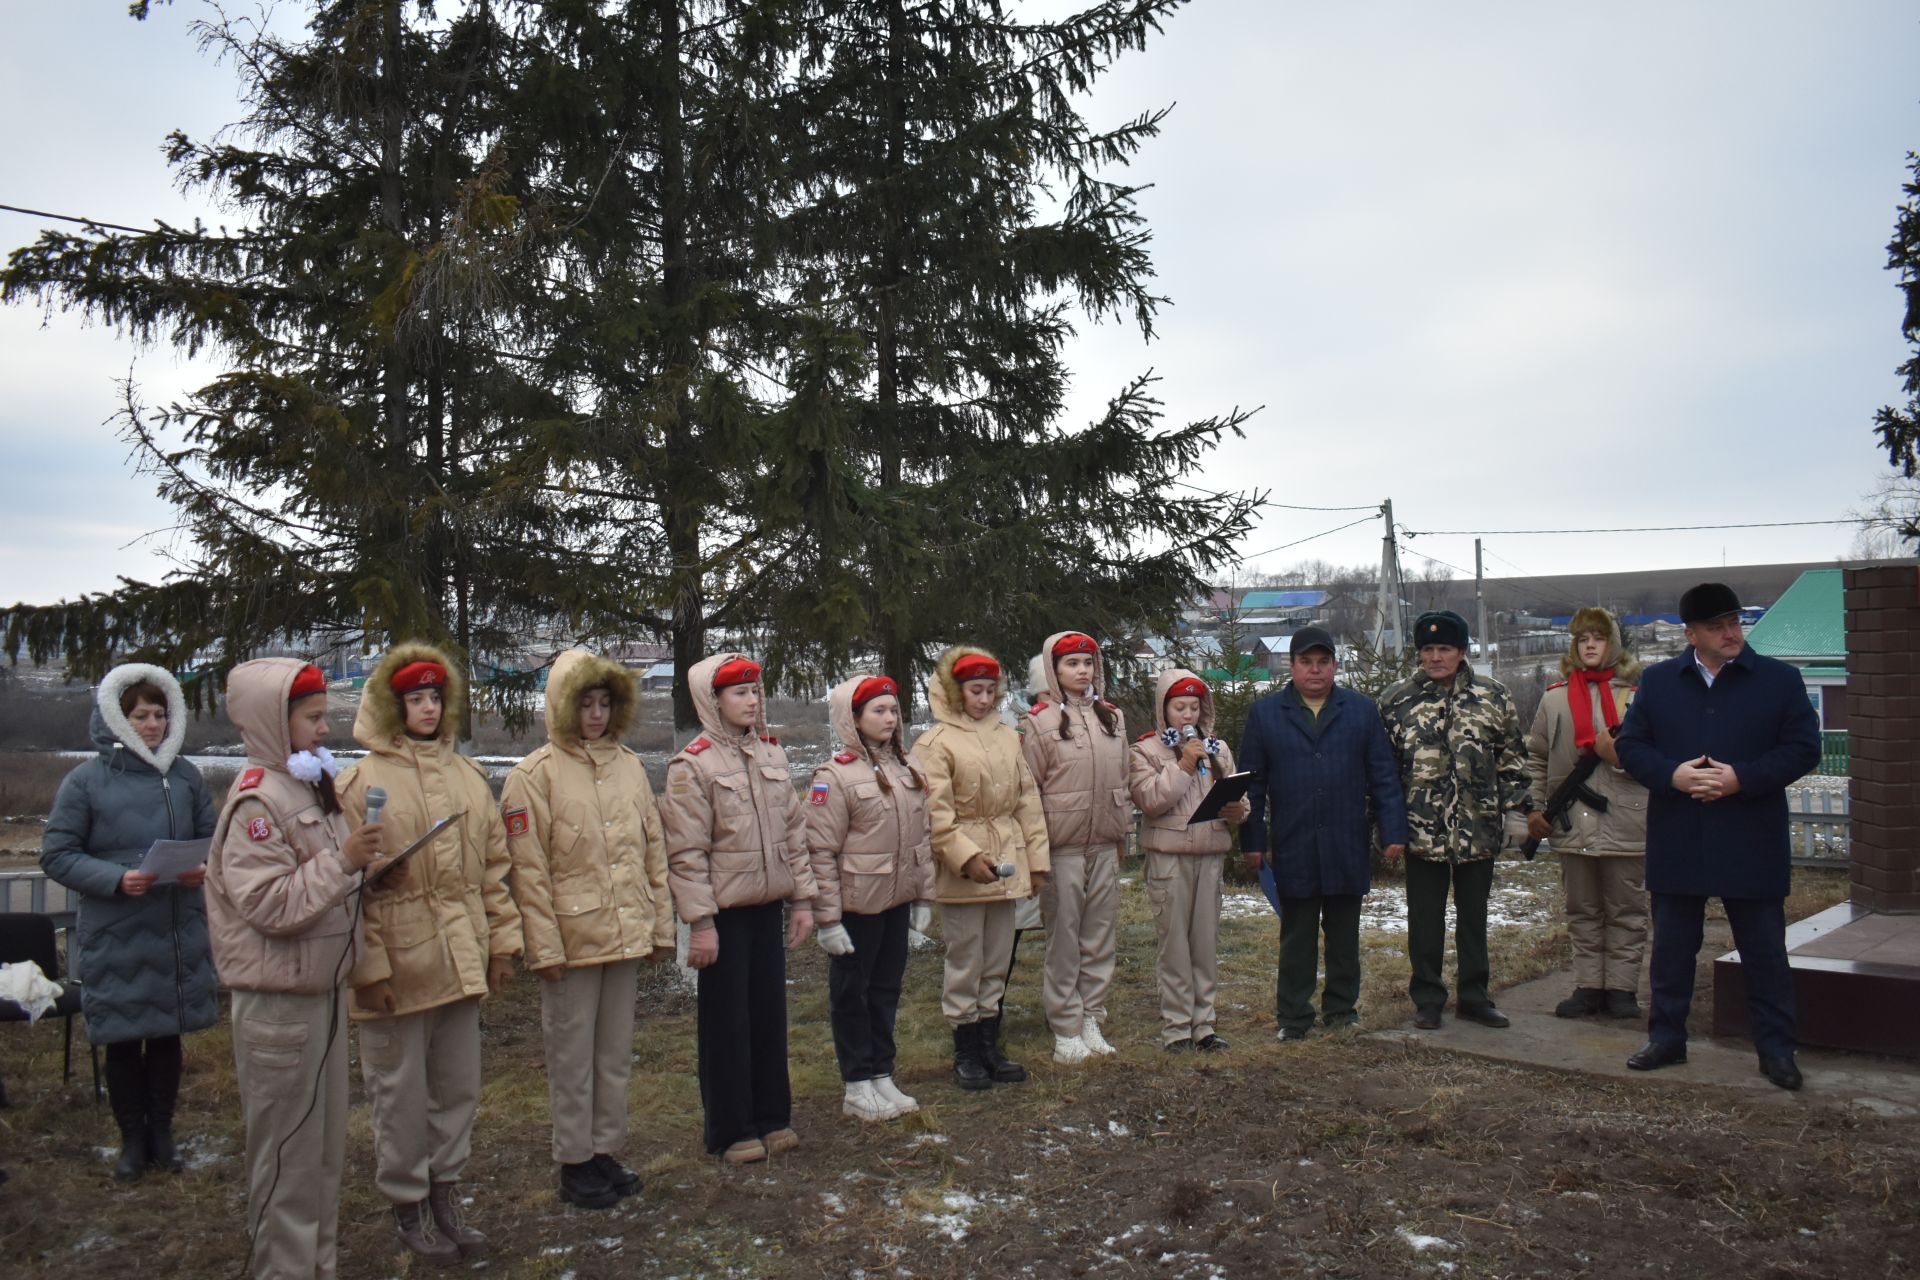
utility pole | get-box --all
[1373,499,1402,653]
[1475,537,1489,666]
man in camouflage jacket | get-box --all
[1379,610,1534,1030]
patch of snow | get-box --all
[1107,1120,1131,1137]
[909,1132,949,1147]
[1397,1229,1456,1252]
[820,1192,847,1216]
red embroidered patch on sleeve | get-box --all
[504,807,530,837]
[685,738,710,755]
[247,816,272,841]
[809,781,831,806]
[237,767,265,792]
[833,750,857,764]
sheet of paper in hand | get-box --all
[138,838,213,884]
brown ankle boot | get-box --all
[428,1181,487,1259]
[391,1200,459,1266]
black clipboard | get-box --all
[365,813,462,888]
[1187,771,1253,825]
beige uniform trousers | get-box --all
[940,899,1016,1025]
[1144,852,1223,1044]
[1562,852,1649,991]
[1040,843,1121,1037]
[233,988,348,1280]
[358,996,482,1204]
[539,958,641,1165]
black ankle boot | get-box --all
[145,1040,185,1172]
[104,1052,148,1181]
[977,1015,1027,1083]
[952,1024,992,1091]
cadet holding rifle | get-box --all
[1524,607,1649,1021]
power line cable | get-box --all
[1240,513,1380,561]
[0,202,158,235]
[1400,517,1878,536]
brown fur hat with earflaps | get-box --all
[1561,606,1642,680]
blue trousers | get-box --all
[1648,893,1797,1059]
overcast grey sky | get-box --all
[4,1,1917,607]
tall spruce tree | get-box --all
[2,2,609,708]
[1876,150,1920,543]
[761,0,1263,704]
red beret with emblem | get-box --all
[389,660,447,695]
[1051,632,1098,658]
[289,664,327,701]
[1164,676,1208,702]
[952,655,999,684]
[713,657,762,690]
[852,676,898,712]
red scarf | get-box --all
[1567,667,1621,750]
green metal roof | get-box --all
[1746,569,1845,661]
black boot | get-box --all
[1554,987,1605,1018]
[104,1049,148,1181]
[145,1039,185,1173]
[951,1024,992,1091]
[977,1015,1027,1083]
[1604,989,1643,1020]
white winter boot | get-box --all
[842,1079,896,1122]
[1079,1019,1116,1056]
[870,1075,918,1114]
[1052,1033,1092,1064]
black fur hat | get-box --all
[1412,610,1470,649]
[1679,582,1741,624]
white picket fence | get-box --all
[1788,789,1849,868]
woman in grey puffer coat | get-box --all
[42,663,218,1179]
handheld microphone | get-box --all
[1180,725,1209,777]
[365,786,388,825]
[995,863,1016,878]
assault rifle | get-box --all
[1521,750,1609,860]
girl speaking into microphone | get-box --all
[1127,669,1250,1052]
[1021,631,1131,1063]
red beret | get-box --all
[1051,632,1098,657]
[952,655,1000,684]
[852,676,898,711]
[289,664,327,701]
[1165,676,1208,702]
[389,661,447,695]
[713,658,762,690]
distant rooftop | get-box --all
[1239,590,1327,610]
[1745,569,1844,660]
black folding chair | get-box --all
[0,912,101,1103]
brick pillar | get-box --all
[1843,564,1920,913]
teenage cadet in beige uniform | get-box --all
[1021,631,1131,1063]
[913,647,1050,1089]
[658,654,818,1164]
[1127,670,1251,1051]
[339,645,522,1264]
[503,650,675,1209]
[207,660,386,1280]
[806,674,937,1122]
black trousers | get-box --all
[1277,895,1363,1031]
[696,902,792,1154]
[102,1035,183,1128]
[1405,856,1494,1012]
[828,904,910,1082]
[1648,893,1797,1058]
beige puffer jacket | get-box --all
[911,646,1051,905]
[338,642,522,1020]
[804,675,937,925]
[502,650,674,971]
[659,653,817,928]
[1020,632,1133,853]
[206,659,362,995]
[1128,668,1239,855]
[1525,609,1649,856]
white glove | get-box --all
[910,903,931,934]
[816,922,855,956]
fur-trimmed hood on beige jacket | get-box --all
[502,649,673,970]
[1127,668,1237,855]
[1020,631,1132,853]
[804,674,936,923]
[912,646,1050,904]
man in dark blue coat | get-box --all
[1614,583,1821,1089]
[1240,628,1408,1040]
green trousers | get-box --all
[1404,855,1495,1012]
[1277,894,1363,1031]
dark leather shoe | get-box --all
[1604,989,1643,1020]
[1457,1003,1510,1028]
[1276,1026,1310,1043]
[1412,1006,1442,1030]
[1554,987,1605,1018]
[592,1153,641,1198]
[1195,1034,1229,1052]
[559,1161,619,1211]
[1759,1055,1803,1091]
[1627,1040,1687,1071]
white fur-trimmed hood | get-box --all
[92,662,188,774]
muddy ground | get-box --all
[2,864,1912,1279]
